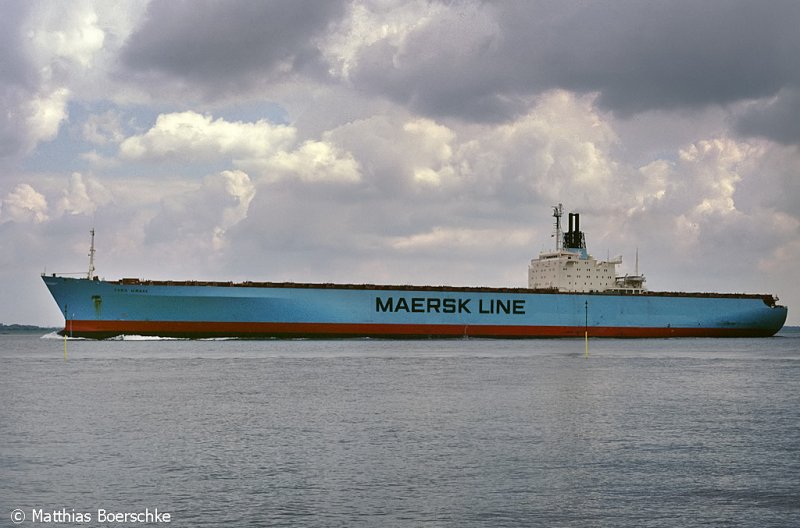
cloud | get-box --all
[264,139,361,183]
[120,0,349,97]
[2,173,110,226]
[1,183,49,224]
[56,172,113,216]
[534,1,800,115]
[80,150,119,169]
[390,226,532,254]
[118,111,362,184]
[736,89,800,145]
[342,1,800,122]
[468,91,621,208]
[311,91,630,247]
[144,169,256,253]
[222,91,628,285]
[322,0,444,79]
[119,111,296,162]
[23,87,70,145]
[0,2,65,159]
[758,233,800,277]
[0,1,119,160]
[329,91,621,209]
[216,170,256,229]
[28,2,106,68]
[614,136,800,290]
[680,139,763,216]
[82,110,125,145]
[345,1,518,121]
[401,119,456,186]
[0,3,36,156]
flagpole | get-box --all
[63,304,68,361]
[584,300,589,358]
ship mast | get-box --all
[552,203,563,251]
[87,229,96,280]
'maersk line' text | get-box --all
[375,296,526,315]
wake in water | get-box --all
[41,331,88,341]
[41,331,182,341]
[40,331,237,341]
[107,334,186,341]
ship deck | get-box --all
[109,278,779,307]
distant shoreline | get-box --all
[0,324,60,335]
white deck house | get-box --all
[528,205,645,294]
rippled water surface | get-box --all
[2,332,799,527]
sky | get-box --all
[1,0,798,326]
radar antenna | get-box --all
[87,229,96,280]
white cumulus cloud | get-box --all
[28,3,105,68]
[21,88,70,153]
[1,183,49,224]
[119,111,297,162]
[264,139,361,183]
[118,111,362,184]
[143,169,256,254]
[56,172,112,216]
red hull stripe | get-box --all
[62,320,776,339]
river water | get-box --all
[2,331,799,527]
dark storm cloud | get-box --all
[121,0,348,94]
[535,1,800,115]
[350,1,800,122]
[736,89,800,145]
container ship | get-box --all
[42,206,787,339]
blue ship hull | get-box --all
[41,276,787,339]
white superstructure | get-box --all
[527,205,645,293]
